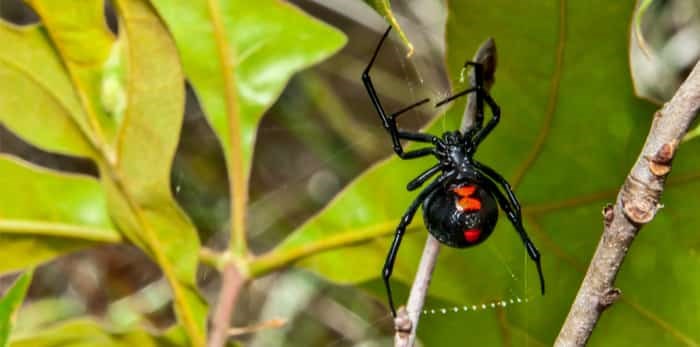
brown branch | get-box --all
[394,37,497,347]
[555,60,700,346]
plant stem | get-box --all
[206,0,249,344]
[394,37,497,347]
[249,220,415,277]
[555,60,700,346]
[209,263,247,347]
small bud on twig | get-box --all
[599,288,621,308]
[602,203,614,228]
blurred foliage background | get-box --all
[0,0,698,346]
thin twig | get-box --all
[228,318,287,336]
[555,60,700,346]
[394,38,498,347]
[393,235,440,347]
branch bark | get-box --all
[555,60,700,346]
[394,37,497,347]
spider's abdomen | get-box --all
[422,181,498,248]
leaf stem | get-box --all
[555,60,700,346]
[249,220,411,277]
[205,0,248,258]
[0,220,121,243]
[199,247,225,270]
[205,1,250,345]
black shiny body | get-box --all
[363,27,545,317]
[423,181,498,248]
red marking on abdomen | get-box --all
[463,228,481,243]
[453,185,481,212]
[453,186,476,197]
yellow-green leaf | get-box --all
[108,0,207,344]
[0,270,33,347]
[10,319,187,347]
[20,1,208,344]
[363,0,414,55]
[0,155,119,273]
[0,22,95,158]
[26,0,120,150]
[150,0,346,255]
[151,0,346,178]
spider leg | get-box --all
[383,171,454,316]
[471,91,501,147]
[398,130,437,143]
[400,147,442,159]
[476,175,545,295]
[391,98,430,121]
[474,161,520,216]
[434,61,503,147]
[406,163,442,191]
[434,87,478,108]
[363,26,439,159]
[434,61,486,127]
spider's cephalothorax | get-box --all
[363,27,545,317]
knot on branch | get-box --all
[620,175,662,225]
[599,288,621,309]
[621,140,678,225]
[648,140,678,176]
[394,306,413,338]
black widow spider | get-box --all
[362,27,545,317]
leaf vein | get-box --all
[510,0,567,189]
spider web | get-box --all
[172,11,541,347]
[314,23,538,347]
[389,29,536,321]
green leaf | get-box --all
[13,297,84,337]
[0,155,119,273]
[363,0,414,56]
[279,1,700,345]
[151,0,346,179]
[150,0,346,255]
[0,270,33,347]
[25,0,120,150]
[17,1,208,344]
[0,22,96,158]
[106,1,207,344]
[10,319,187,347]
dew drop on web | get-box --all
[415,296,530,318]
